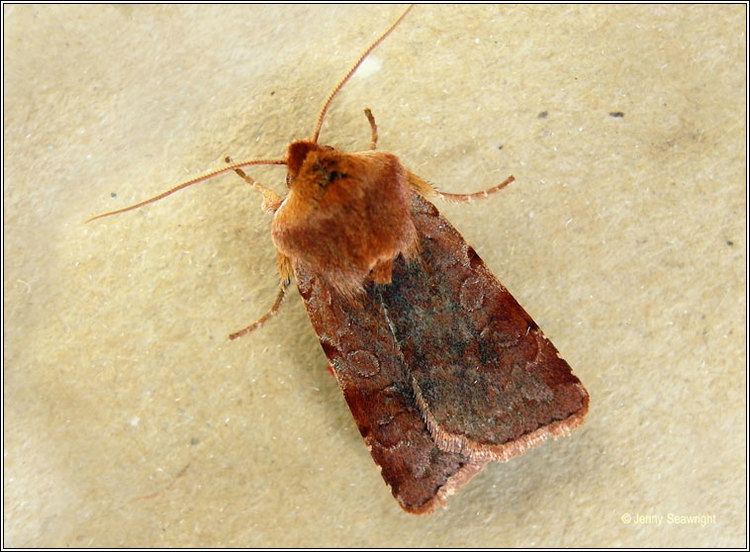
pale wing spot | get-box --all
[348,350,381,378]
[459,276,485,311]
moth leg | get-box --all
[276,252,293,285]
[228,284,287,340]
[229,253,293,340]
[371,258,393,284]
[407,171,515,203]
[364,108,378,150]
[224,156,283,213]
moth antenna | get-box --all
[310,5,413,144]
[408,172,516,203]
[364,108,378,150]
[86,158,286,223]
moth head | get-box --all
[287,141,338,178]
[285,140,354,203]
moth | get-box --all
[90,6,589,514]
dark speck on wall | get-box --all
[497,144,504,150]
[726,240,734,246]
[110,192,117,198]
[609,111,625,118]
[537,111,548,119]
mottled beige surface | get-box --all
[3,4,746,547]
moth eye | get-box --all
[328,171,345,183]
[311,160,346,188]
[320,170,347,188]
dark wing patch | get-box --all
[378,194,589,460]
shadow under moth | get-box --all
[90,6,589,514]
